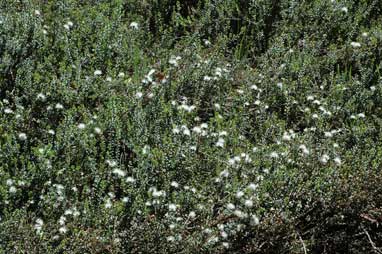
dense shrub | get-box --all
[1,0,382,253]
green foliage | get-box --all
[1,0,382,253]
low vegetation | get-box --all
[1,0,382,253]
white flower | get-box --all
[172,127,180,135]
[236,191,244,199]
[341,7,348,13]
[358,113,365,118]
[34,218,44,232]
[334,157,342,165]
[183,128,191,136]
[167,236,175,242]
[122,197,129,203]
[169,56,181,66]
[247,183,258,191]
[189,211,196,218]
[171,181,179,188]
[59,226,68,234]
[37,93,46,101]
[77,123,86,130]
[220,170,229,178]
[130,22,139,29]
[94,70,102,76]
[4,108,13,114]
[135,92,143,98]
[152,189,165,198]
[112,168,126,177]
[282,133,291,141]
[48,129,55,135]
[192,126,202,134]
[94,127,102,134]
[67,21,73,27]
[244,199,253,208]
[320,154,330,164]
[126,177,135,183]
[270,152,279,158]
[18,133,27,141]
[299,144,310,155]
[106,160,117,167]
[9,186,17,193]
[168,204,177,211]
[233,210,246,218]
[63,24,70,30]
[277,82,283,89]
[215,138,225,148]
[203,76,211,81]
[350,42,361,48]
[105,199,112,208]
[227,203,235,210]
[55,103,64,110]
[219,131,227,136]
[34,10,41,16]
[251,215,260,225]
[6,179,13,186]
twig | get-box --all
[296,231,307,254]
[362,227,382,254]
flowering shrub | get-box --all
[1,0,382,253]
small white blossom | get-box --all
[94,70,102,76]
[168,204,177,211]
[55,103,64,110]
[4,108,13,114]
[334,157,342,165]
[9,186,17,193]
[170,181,179,188]
[130,22,139,29]
[234,210,246,218]
[227,203,235,210]
[320,154,330,164]
[18,133,27,141]
[358,113,365,118]
[37,93,46,101]
[251,214,260,225]
[105,199,112,209]
[236,191,244,199]
[112,168,126,177]
[106,160,117,167]
[77,123,86,130]
[350,42,361,48]
[59,226,68,234]
[215,137,225,148]
[244,199,253,208]
[126,177,135,183]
